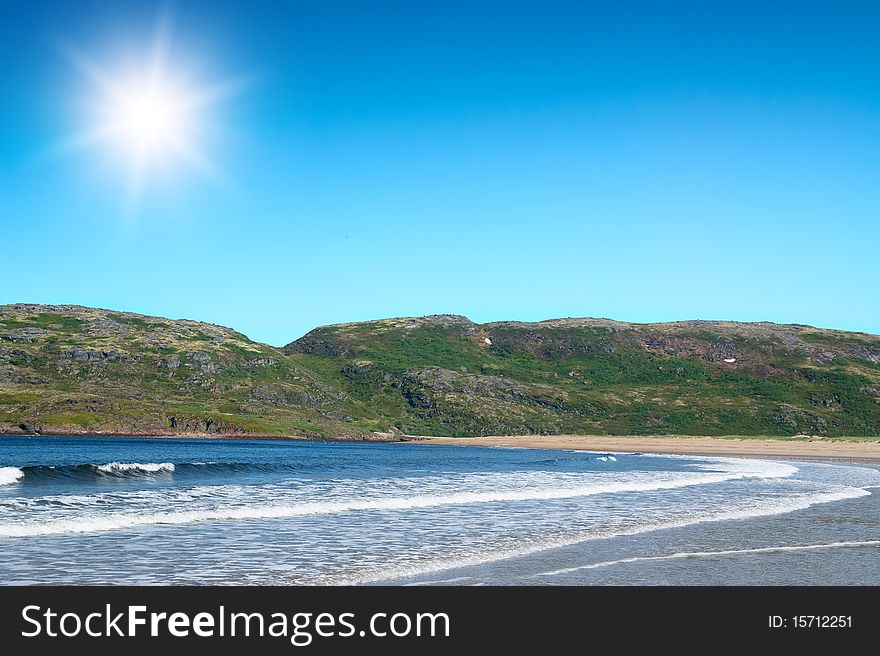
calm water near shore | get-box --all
[0,436,877,585]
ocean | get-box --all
[0,435,878,585]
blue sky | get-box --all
[1,1,878,345]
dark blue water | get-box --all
[0,436,878,584]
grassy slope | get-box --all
[285,316,880,437]
[2,305,879,438]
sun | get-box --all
[61,14,245,206]
[107,77,190,158]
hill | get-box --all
[1,304,879,438]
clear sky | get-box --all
[1,1,878,345]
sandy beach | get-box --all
[409,434,880,462]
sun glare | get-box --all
[61,14,244,207]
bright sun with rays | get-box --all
[64,16,243,205]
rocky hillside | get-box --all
[2,304,879,438]
[0,304,356,437]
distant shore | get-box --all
[408,434,880,462]
[0,428,399,442]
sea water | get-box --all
[0,436,877,585]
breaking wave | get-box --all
[96,462,175,474]
[0,467,24,486]
[0,460,358,485]
[0,457,800,537]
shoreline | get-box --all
[406,434,880,463]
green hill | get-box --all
[1,304,878,438]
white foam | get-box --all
[0,467,24,486]
[0,458,799,537]
[403,576,474,586]
[573,450,628,456]
[96,462,175,474]
[536,538,880,576]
